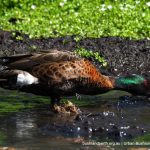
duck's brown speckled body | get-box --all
[0,50,149,113]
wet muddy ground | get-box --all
[0,30,150,149]
[0,30,150,76]
[0,91,150,150]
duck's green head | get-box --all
[115,74,150,96]
[116,75,145,85]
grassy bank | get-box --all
[0,0,150,39]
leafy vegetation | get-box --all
[0,0,150,39]
[75,47,108,67]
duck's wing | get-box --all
[0,50,81,71]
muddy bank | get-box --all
[0,30,150,77]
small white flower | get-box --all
[120,6,124,10]
[74,12,78,16]
[146,2,150,7]
[59,2,64,7]
[135,1,140,4]
[130,5,135,9]
[120,6,128,10]
[126,4,130,7]
[142,13,146,17]
[31,5,36,9]
[101,7,106,11]
[101,4,105,8]
[107,5,112,10]
[27,18,30,22]
[126,4,135,9]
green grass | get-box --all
[0,0,149,39]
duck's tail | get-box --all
[113,74,150,96]
[0,69,39,90]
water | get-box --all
[0,88,150,150]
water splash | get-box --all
[75,93,82,100]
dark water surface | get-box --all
[0,89,150,150]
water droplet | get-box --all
[123,132,127,136]
[75,93,81,100]
[88,127,92,132]
[109,123,115,126]
[119,131,124,137]
[120,126,130,130]
[77,127,80,131]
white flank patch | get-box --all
[17,72,38,86]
